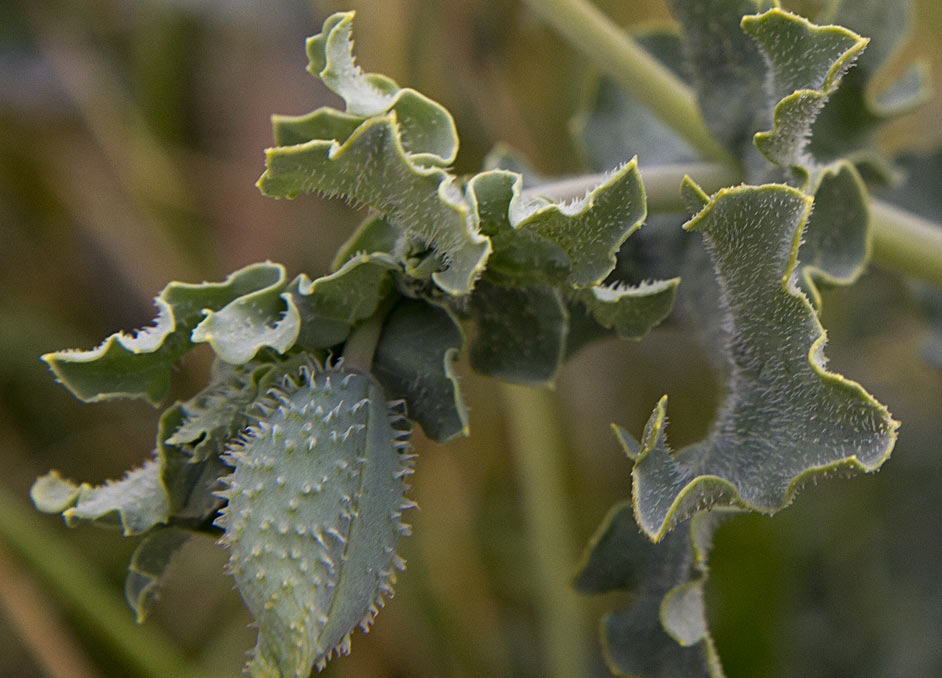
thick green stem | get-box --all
[870,198,942,287]
[342,297,397,373]
[522,0,737,166]
[0,486,202,678]
[499,383,591,678]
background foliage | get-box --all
[1,0,942,676]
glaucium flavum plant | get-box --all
[31,0,942,675]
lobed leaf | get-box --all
[575,503,726,678]
[43,262,288,404]
[216,361,415,676]
[257,12,490,296]
[743,8,868,183]
[371,299,468,442]
[623,184,897,541]
[572,279,679,340]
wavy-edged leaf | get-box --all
[469,281,568,386]
[798,161,871,308]
[808,0,929,168]
[32,459,169,536]
[257,13,489,296]
[125,527,190,623]
[743,9,868,182]
[43,262,287,404]
[331,215,400,270]
[289,253,398,350]
[666,0,772,154]
[572,279,679,339]
[575,502,725,678]
[371,299,467,442]
[191,271,300,365]
[305,11,458,165]
[572,29,697,170]
[216,361,415,676]
[623,184,897,541]
[469,161,647,288]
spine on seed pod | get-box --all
[215,358,416,677]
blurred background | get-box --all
[1,0,941,676]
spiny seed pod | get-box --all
[215,360,415,677]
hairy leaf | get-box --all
[125,527,190,623]
[575,503,725,677]
[289,253,398,350]
[624,184,897,540]
[43,262,288,404]
[32,459,169,536]
[216,361,414,676]
[808,0,928,169]
[371,300,468,442]
[666,0,772,154]
[257,12,490,296]
[798,162,871,307]
[469,281,568,386]
[743,8,867,183]
[572,279,679,339]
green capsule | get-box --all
[216,360,415,677]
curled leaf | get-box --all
[624,184,897,541]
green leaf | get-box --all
[257,12,490,296]
[798,162,871,308]
[371,299,468,442]
[43,262,288,404]
[469,281,568,386]
[125,528,190,623]
[191,269,300,365]
[572,279,679,339]
[624,184,897,541]
[304,11,458,164]
[32,460,169,536]
[808,0,929,167]
[571,30,697,170]
[289,253,398,350]
[743,8,868,182]
[216,361,415,676]
[666,0,772,154]
[331,215,401,270]
[574,503,725,678]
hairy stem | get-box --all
[500,383,591,678]
[0,486,202,678]
[522,0,737,166]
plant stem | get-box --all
[0,486,202,678]
[499,383,591,678]
[869,198,942,287]
[522,0,737,166]
[528,164,942,287]
[522,162,740,211]
[342,297,397,373]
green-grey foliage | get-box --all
[29,3,937,677]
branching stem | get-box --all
[522,0,737,166]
